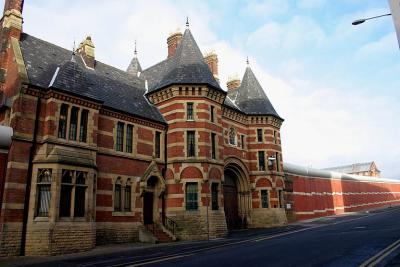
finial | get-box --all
[186,16,189,28]
[246,56,249,65]
[134,40,137,56]
[71,39,76,62]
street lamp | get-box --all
[352,13,391,25]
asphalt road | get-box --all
[9,207,400,267]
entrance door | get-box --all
[223,171,240,230]
[143,192,154,224]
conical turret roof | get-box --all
[234,66,282,119]
[142,28,222,93]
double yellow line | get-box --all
[360,238,400,267]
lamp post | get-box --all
[352,13,391,25]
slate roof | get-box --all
[19,33,165,124]
[323,162,379,174]
[126,56,142,75]
[142,29,222,93]
[223,66,282,119]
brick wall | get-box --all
[285,164,400,221]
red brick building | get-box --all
[0,1,287,256]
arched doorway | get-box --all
[223,160,251,230]
[143,176,158,224]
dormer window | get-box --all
[228,127,236,146]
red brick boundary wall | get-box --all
[284,163,400,221]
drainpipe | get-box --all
[20,86,41,255]
[161,125,168,224]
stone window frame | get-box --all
[228,127,237,146]
[186,102,194,121]
[31,165,95,223]
[257,128,263,143]
[112,176,135,216]
[35,168,52,217]
[260,189,270,209]
[186,130,196,157]
[258,150,266,171]
[211,182,219,210]
[210,132,217,160]
[114,121,135,155]
[56,102,90,144]
[210,105,215,123]
[185,181,199,211]
[58,169,89,221]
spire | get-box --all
[127,40,142,76]
[71,40,76,62]
[234,66,282,119]
[134,40,137,57]
[246,56,249,66]
[186,16,189,28]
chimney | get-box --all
[167,30,182,58]
[204,51,218,80]
[77,36,95,69]
[1,0,24,39]
[227,75,241,91]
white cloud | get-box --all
[297,0,327,9]
[241,0,289,17]
[9,1,400,178]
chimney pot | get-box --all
[227,75,241,91]
[77,36,95,69]
[204,51,219,81]
[167,30,182,58]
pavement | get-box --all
[1,206,400,267]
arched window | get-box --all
[79,109,89,143]
[114,178,122,211]
[124,179,132,212]
[36,169,52,217]
[74,171,87,217]
[69,106,79,140]
[58,104,68,139]
[229,127,236,145]
[59,170,73,217]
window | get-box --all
[79,109,89,142]
[116,122,124,152]
[74,171,86,217]
[186,183,198,210]
[59,170,73,217]
[211,183,219,210]
[58,104,68,139]
[124,179,132,212]
[261,190,269,208]
[114,178,122,212]
[276,152,280,172]
[210,106,215,123]
[257,129,263,142]
[187,102,194,120]
[69,107,79,141]
[278,189,284,208]
[273,131,277,144]
[36,169,52,217]
[187,131,196,157]
[126,124,133,153]
[258,151,265,171]
[59,170,87,218]
[241,135,245,149]
[228,127,236,145]
[155,131,161,158]
[211,133,216,159]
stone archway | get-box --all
[140,161,166,224]
[224,158,252,230]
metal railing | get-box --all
[163,216,177,236]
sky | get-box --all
[5,0,400,178]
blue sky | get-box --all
[4,0,400,178]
